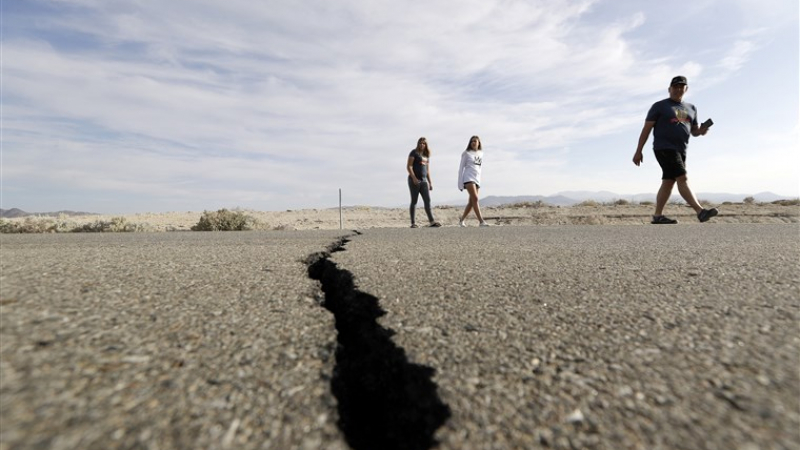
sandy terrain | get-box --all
[4,202,796,232]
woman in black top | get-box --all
[406,137,441,228]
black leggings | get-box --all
[408,177,434,224]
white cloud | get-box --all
[718,40,755,72]
[2,1,797,212]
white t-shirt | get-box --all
[458,150,483,191]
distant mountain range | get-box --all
[3,191,796,218]
[443,191,796,207]
[0,208,97,219]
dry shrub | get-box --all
[0,217,66,233]
[191,209,259,231]
[73,217,148,232]
[0,216,147,233]
[639,200,654,206]
[576,200,600,207]
[772,198,800,206]
[505,201,550,208]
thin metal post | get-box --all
[339,189,343,230]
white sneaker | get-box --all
[479,221,490,227]
[458,219,466,227]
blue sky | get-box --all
[2,0,798,213]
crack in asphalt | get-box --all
[305,233,451,450]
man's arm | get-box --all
[633,121,655,166]
[691,122,709,137]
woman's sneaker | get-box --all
[651,215,678,224]
[458,219,466,227]
[697,208,719,223]
[479,221,490,227]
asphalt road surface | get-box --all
[1,224,798,450]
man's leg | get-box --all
[675,175,703,214]
[655,179,675,216]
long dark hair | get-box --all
[415,137,431,158]
[465,135,482,151]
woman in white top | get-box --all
[457,135,488,227]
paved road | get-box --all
[1,231,351,450]
[1,224,798,450]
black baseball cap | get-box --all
[671,76,688,86]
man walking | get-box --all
[633,75,719,224]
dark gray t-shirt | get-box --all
[408,150,429,180]
[646,98,698,152]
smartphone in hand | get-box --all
[701,118,714,128]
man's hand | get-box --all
[635,122,654,165]
[633,151,644,166]
[692,122,711,137]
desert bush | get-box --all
[771,198,800,206]
[576,200,600,207]
[743,196,755,204]
[639,200,654,206]
[73,217,147,232]
[191,209,259,231]
[612,199,630,206]
[1,217,52,233]
[0,217,76,233]
[505,201,550,208]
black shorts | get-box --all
[654,149,687,180]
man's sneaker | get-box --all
[479,221,490,227]
[458,220,466,227]
[651,215,678,224]
[697,208,719,223]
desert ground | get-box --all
[3,202,797,232]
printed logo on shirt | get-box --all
[670,107,690,124]
[473,155,482,166]
[421,157,428,166]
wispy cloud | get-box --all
[3,1,797,212]
[717,40,756,73]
